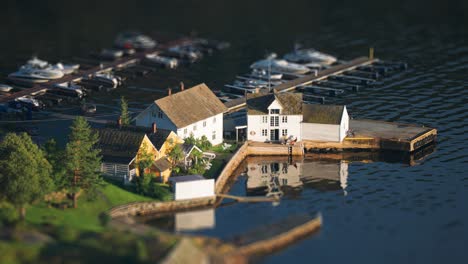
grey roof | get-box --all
[181,143,202,156]
[153,157,172,172]
[155,83,227,128]
[302,104,345,125]
[96,125,173,163]
[168,175,205,183]
[246,92,303,115]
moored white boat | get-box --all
[0,84,14,92]
[9,66,64,81]
[284,48,337,65]
[250,58,310,75]
[145,54,178,69]
[26,57,79,75]
[250,69,283,80]
[114,32,157,50]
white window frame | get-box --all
[203,121,206,127]
[270,116,279,127]
[282,116,287,123]
[282,129,288,136]
[270,109,280,114]
[262,116,268,123]
[212,131,216,140]
[193,125,197,131]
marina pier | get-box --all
[0,37,193,104]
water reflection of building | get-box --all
[246,159,303,196]
[245,157,349,196]
[175,208,215,232]
[300,160,348,194]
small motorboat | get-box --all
[284,48,337,65]
[167,45,202,62]
[26,57,79,75]
[250,69,283,80]
[114,32,157,50]
[9,66,64,81]
[84,72,120,89]
[99,49,124,60]
[0,84,14,93]
[81,103,97,114]
[53,82,86,98]
[233,78,282,89]
[250,57,310,75]
[13,96,44,111]
[145,54,178,69]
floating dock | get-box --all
[304,119,437,152]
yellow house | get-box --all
[97,124,184,183]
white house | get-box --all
[135,83,227,145]
[302,104,349,142]
[246,92,303,142]
[245,92,350,143]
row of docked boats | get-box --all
[223,47,338,97]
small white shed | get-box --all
[169,175,215,200]
[302,104,349,142]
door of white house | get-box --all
[270,129,279,141]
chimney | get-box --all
[117,116,122,128]
[151,122,157,134]
[180,81,184,91]
[168,87,172,96]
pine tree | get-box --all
[120,96,130,126]
[64,117,103,208]
[0,133,53,219]
[43,138,67,188]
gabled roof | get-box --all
[246,92,303,115]
[154,83,227,128]
[153,157,172,172]
[302,104,345,125]
[181,143,202,157]
[96,125,174,163]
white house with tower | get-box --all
[135,83,227,145]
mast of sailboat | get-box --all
[268,58,271,91]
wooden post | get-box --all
[369,47,374,60]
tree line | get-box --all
[0,117,102,220]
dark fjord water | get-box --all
[1,1,467,263]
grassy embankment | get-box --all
[0,183,177,264]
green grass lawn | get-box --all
[26,183,154,232]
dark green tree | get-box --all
[0,133,53,219]
[135,141,154,176]
[43,138,67,188]
[120,96,130,126]
[64,117,103,208]
[167,143,184,174]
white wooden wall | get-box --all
[302,123,340,142]
[176,113,224,145]
[174,179,215,200]
[247,115,302,142]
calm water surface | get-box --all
[1,1,467,263]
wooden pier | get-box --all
[224,56,376,113]
[0,38,192,104]
[304,119,437,152]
